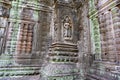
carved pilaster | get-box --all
[41,0,80,80]
[0,0,11,54]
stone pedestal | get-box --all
[41,43,80,80]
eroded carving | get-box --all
[0,5,9,17]
[63,16,72,39]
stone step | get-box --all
[0,75,40,80]
[0,66,40,77]
[0,65,40,69]
[87,73,115,80]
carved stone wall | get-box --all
[0,0,120,79]
[87,0,120,80]
[98,0,120,62]
[0,0,55,77]
[41,0,81,80]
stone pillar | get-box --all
[5,0,20,54]
[89,0,101,61]
[98,5,120,62]
[99,13,106,60]
[105,11,116,62]
[77,1,92,79]
[0,0,11,54]
[41,0,80,80]
[99,11,116,62]
[112,5,120,62]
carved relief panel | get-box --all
[0,3,11,18]
[54,19,58,41]
[52,0,80,44]
[20,8,33,20]
[62,16,73,40]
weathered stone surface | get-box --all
[0,0,120,80]
[0,75,40,80]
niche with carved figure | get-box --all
[62,16,73,40]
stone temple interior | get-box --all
[0,0,120,80]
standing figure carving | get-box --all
[54,19,58,42]
[63,16,72,39]
[0,5,9,17]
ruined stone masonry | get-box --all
[0,0,120,80]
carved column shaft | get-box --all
[0,1,11,54]
[112,6,120,62]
